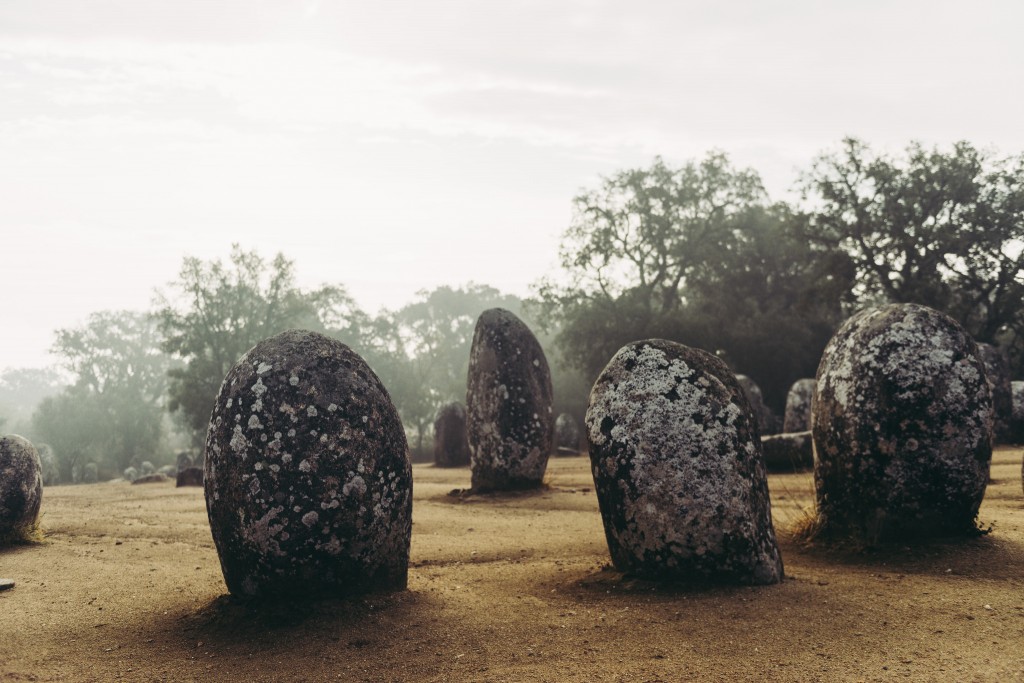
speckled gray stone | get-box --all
[176,466,203,487]
[586,340,784,585]
[977,343,1012,444]
[554,413,581,455]
[783,379,816,434]
[761,431,813,472]
[735,375,778,436]
[123,467,138,482]
[466,309,554,491]
[204,329,412,598]
[0,435,43,538]
[433,402,470,468]
[176,452,194,472]
[813,304,992,541]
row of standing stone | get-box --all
[0,303,1010,596]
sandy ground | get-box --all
[2,448,1023,682]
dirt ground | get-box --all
[2,447,1023,682]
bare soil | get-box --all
[2,448,1023,682]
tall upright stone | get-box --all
[783,379,816,433]
[735,374,778,436]
[0,435,43,539]
[466,309,554,491]
[1011,381,1024,445]
[586,340,783,585]
[813,304,992,541]
[433,401,470,467]
[977,343,1012,444]
[204,330,412,598]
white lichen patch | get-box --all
[585,340,782,584]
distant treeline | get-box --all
[3,137,1023,480]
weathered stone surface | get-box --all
[783,379,816,433]
[123,467,138,482]
[554,413,581,455]
[1011,381,1024,445]
[977,343,1012,444]
[176,466,203,487]
[432,402,470,468]
[140,461,155,476]
[585,340,784,585]
[466,309,554,491]
[813,304,992,541]
[204,329,412,598]
[761,431,813,472]
[132,473,169,485]
[735,375,778,436]
[0,435,43,537]
[0,578,14,591]
[82,462,98,484]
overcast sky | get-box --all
[3,0,1023,369]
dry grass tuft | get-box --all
[0,520,45,546]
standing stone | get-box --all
[735,375,778,436]
[176,452,194,473]
[1011,381,1024,445]
[783,379,816,433]
[761,431,813,472]
[977,343,1012,444]
[177,466,203,487]
[585,340,784,585]
[813,304,992,541]
[554,413,581,455]
[204,329,412,598]
[123,467,139,483]
[140,461,155,476]
[466,309,554,491]
[82,462,98,484]
[0,435,43,538]
[36,443,60,486]
[432,402,470,468]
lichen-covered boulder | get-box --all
[466,309,554,491]
[123,466,138,482]
[783,379,816,433]
[761,431,813,472]
[177,466,203,487]
[82,462,98,484]
[140,461,155,476]
[36,444,60,486]
[735,375,778,436]
[585,340,784,585]
[977,343,1012,444]
[204,329,412,598]
[1011,381,1024,445]
[813,304,992,541]
[0,435,43,538]
[432,402,470,468]
[554,413,581,455]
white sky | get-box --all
[3,0,1023,369]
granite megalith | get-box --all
[735,374,778,436]
[812,304,992,542]
[432,402,470,468]
[176,452,194,473]
[761,431,813,472]
[176,466,203,487]
[554,413,581,455]
[466,309,554,491]
[0,435,43,539]
[36,444,60,486]
[204,329,412,598]
[976,343,1012,444]
[1011,381,1024,445]
[585,340,784,585]
[783,379,816,433]
[123,467,138,482]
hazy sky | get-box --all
[3,0,1023,369]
